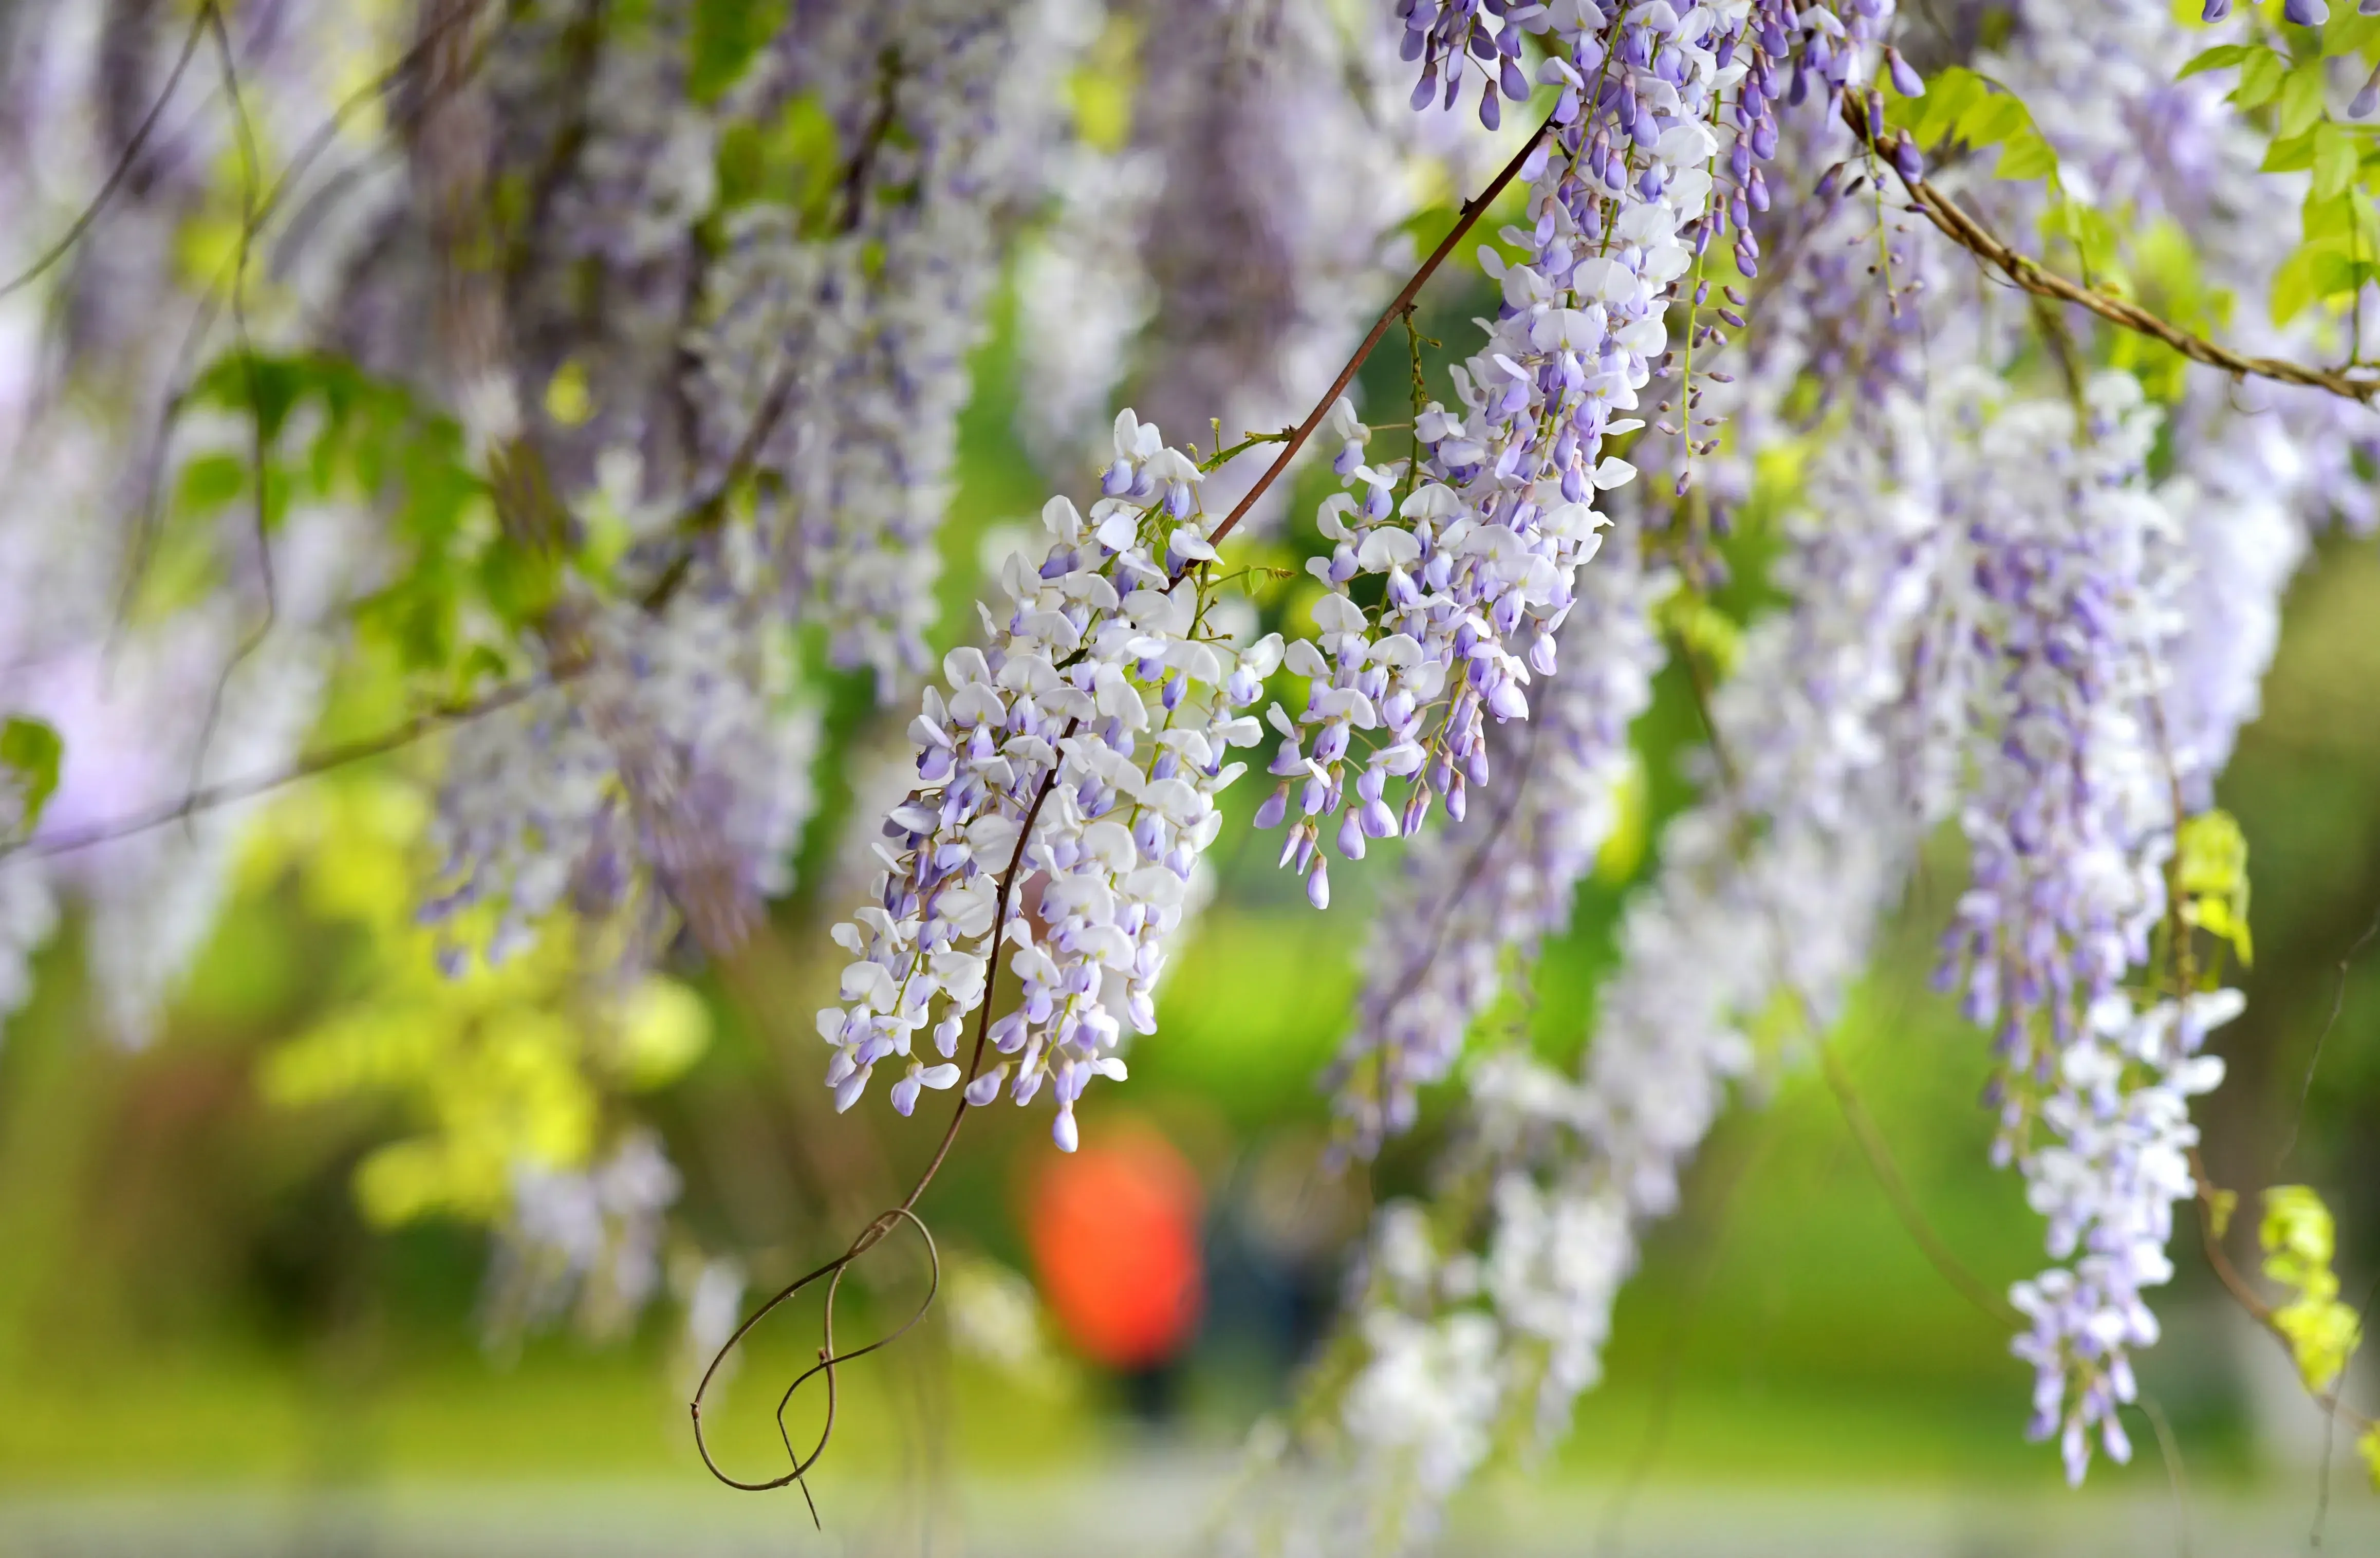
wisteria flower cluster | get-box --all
[1243,0,1726,911]
[819,412,1276,1148]
[1329,535,1669,1155]
[1924,373,2245,1483]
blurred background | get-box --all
[2,191,2378,1558]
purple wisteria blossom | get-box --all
[817,412,1275,1148]
[1330,533,1668,1156]
[1928,374,2227,1484]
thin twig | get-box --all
[2134,1394,2193,1558]
[690,720,1078,1498]
[2276,907,2380,1175]
[639,361,797,612]
[640,49,913,615]
[182,3,279,833]
[2313,1275,2380,1549]
[1840,94,2380,406]
[0,677,552,864]
[1204,112,1556,553]
[0,4,216,300]
[502,0,610,291]
[113,0,497,637]
[1818,1040,2021,1327]
[1335,707,1548,1133]
[1674,629,2014,1328]
[1593,1109,1779,1558]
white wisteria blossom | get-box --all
[424,552,821,971]
[486,1130,683,1342]
[1229,333,1961,1555]
[688,0,1093,692]
[1251,0,1882,907]
[819,412,1275,1148]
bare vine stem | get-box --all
[114,0,497,636]
[1839,93,2380,405]
[1204,111,1554,552]
[2275,906,2380,1175]
[1816,1040,2020,1327]
[0,676,554,864]
[0,5,217,300]
[182,2,279,837]
[689,725,1072,1514]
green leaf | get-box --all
[687,0,790,105]
[2272,243,2326,325]
[0,715,63,837]
[2327,12,2380,59]
[543,359,593,427]
[2264,127,2320,174]
[2260,1186,2363,1396]
[1900,67,1983,143]
[176,451,249,515]
[1893,68,2069,190]
[2303,188,2363,242]
[2235,48,2289,109]
[479,538,562,632]
[2178,44,2250,80]
[712,91,841,229]
[2052,199,2124,282]
[2310,246,2364,302]
[1962,91,2032,146]
[2314,124,2363,200]
[2270,231,2368,326]
[2279,63,2330,140]
[1995,128,2060,182]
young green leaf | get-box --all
[0,715,63,838]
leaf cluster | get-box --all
[180,351,537,692]
[2183,14,2380,329]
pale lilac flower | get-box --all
[817,413,1273,1148]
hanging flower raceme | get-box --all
[1249,1,1891,908]
[486,1130,683,1343]
[423,545,820,973]
[1328,534,1669,1156]
[2007,987,2235,1483]
[1230,361,1957,1556]
[820,412,1275,1149]
[1927,373,2238,1485]
[733,0,1086,695]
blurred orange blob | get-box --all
[1024,1127,1205,1369]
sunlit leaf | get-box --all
[0,715,63,838]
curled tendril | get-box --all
[688,752,1064,1517]
[688,1204,942,1527]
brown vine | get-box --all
[1841,92,2380,406]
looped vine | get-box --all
[687,1204,942,1525]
